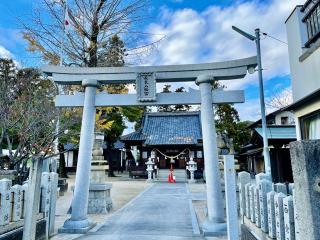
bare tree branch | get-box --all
[266,87,293,109]
[20,0,159,67]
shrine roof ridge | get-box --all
[143,111,200,117]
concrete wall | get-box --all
[274,111,295,125]
[286,6,320,102]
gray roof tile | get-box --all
[121,111,202,145]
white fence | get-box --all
[0,172,58,237]
[238,172,295,240]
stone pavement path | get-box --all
[76,183,204,240]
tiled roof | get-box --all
[121,112,202,145]
[121,130,146,141]
[113,140,125,149]
[254,126,296,139]
[64,143,76,150]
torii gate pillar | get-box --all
[196,76,227,236]
[59,80,98,233]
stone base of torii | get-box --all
[42,56,257,236]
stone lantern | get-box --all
[187,158,197,183]
[146,157,154,182]
[88,132,112,214]
[90,133,108,183]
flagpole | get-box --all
[53,0,67,173]
[60,0,67,66]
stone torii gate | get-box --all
[42,56,257,235]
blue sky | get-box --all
[0,0,305,121]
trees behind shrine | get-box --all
[212,82,252,152]
[157,85,191,112]
[215,104,252,152]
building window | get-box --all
[301,110,320,140]
[281,117,289,125]
[302,1,320,47]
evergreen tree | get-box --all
[99,35,126,67]
[213,81,251,152]
[215,104,251,152]
[157,85,174,112]
[233,121,252,151]
[173,87,191,112]
[0,59,17,155]
[97,35,143,176]
[157,85,191,112]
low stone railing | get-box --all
[0,172,58,238]
[238,172,295,240]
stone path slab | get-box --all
[76,183,203,240]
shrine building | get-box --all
[121,111,204,179]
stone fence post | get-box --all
[21,182,28,218]
[0,169,56,240]
[283,195,295,240]
[49,172,59,236]
[41,172,51,239]
[10,185,22,222]
[237,171,299,239]
[275,192,286,240]
[23,158,44,240]
[223,155,238,240]
[259,179,272,233]
[290,140,320,240]
[238,171,250,223]
[0,179,12,226]
[267,190,276,238]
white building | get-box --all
[286,0,320,140]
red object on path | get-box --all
[168,163,176,183]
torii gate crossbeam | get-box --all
[55,90,245,107]
[43,56,257,236]
[42,56,257,84]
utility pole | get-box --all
[232,26,271,176]
[255,28,271,175]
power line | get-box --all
[262,32,288,45]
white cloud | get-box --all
[145,1,304,80]
[235,99,262,121]
[0,45,13,59]
[141,0,304,120]
[235,97,279,122]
